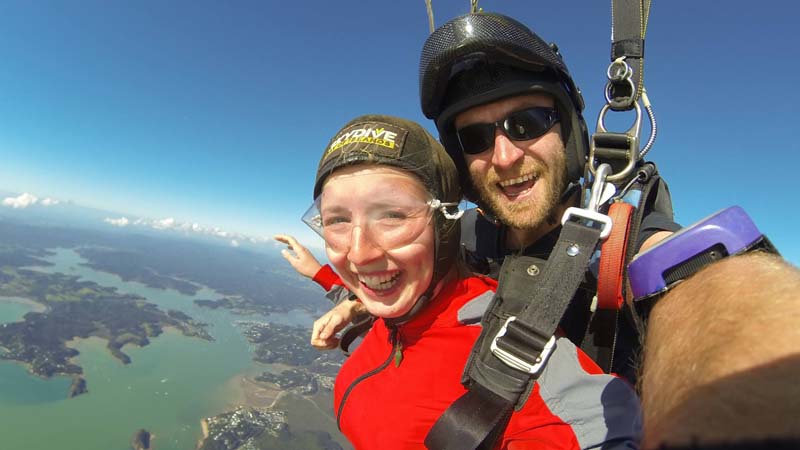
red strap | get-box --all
[597,202,634,310]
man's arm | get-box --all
[639,252,800,448]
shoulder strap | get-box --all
[426,220,605,450]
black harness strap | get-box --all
[424,384,512,450]
[338,313,376,356]
[425,220,604,449]
[609,0,651,111]
[622,162,668,332]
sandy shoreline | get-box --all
[220,371,283,410]
[201,419,209,439]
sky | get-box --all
[0,1,797,262]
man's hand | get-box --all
[274,234,323,279]
[311,300,367,350]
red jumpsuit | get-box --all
[332,275,642,450]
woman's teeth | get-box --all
[359,272,401,290]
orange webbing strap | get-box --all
[597,201,635,310]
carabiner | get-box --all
[587,163,612,213]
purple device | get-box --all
[628,206,769,301]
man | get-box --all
[418,12,678,383]
[417,11,799,450]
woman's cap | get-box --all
[313,114,460,205]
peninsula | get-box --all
[0,265,210,390]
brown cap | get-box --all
[313,114,460,206]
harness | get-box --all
[425,2,665,448]
[457,163,672,370]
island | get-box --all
[79,247,200,296]
[0,265,211,393]
[68,376,88,398]
[130,428,152,450]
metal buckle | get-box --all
[490,316,557,375]
[590,101,642,183]
[561,207,613,240]
[604,57,636,111]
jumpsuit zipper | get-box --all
[336,326,402,430]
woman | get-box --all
[288,114,641,449]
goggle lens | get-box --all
[456,107,560,155]
[303,198,435,252]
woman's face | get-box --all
[320,165,435,319]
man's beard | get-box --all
[471,152,568,231]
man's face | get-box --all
[454,94,568,230]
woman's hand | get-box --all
[274,234,323,279]
[311,300,367,350]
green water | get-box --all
[0,248,316,450]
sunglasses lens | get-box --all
[456,123,495,155]
[504,108,556,140]
[455,108,559,156]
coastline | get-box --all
[0,296,47,314]
[219,370,282,410]
[196,374,281,450]
[201,419,209,439]
[197,418,209,449]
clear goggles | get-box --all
[302,194,464,253]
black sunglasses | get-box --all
[455,107,560,155]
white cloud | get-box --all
[104,217,130,227]
[98,212,278,250]
[153,217,176,230]
[3,192,39,209]
[1,193,62,209]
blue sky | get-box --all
[0,1,797,262]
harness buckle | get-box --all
[490,316,556,375]
[561,207,613,240]
[590,101,642,183]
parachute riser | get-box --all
[588,57,657,194]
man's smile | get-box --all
[497,173,537,199]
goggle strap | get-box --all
[428,199,465,221]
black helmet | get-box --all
[419,12,589,201]
[313,114,462,323]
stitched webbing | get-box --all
[610,0,651,110]
[425,221,603,449]
[598,202,635,310]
